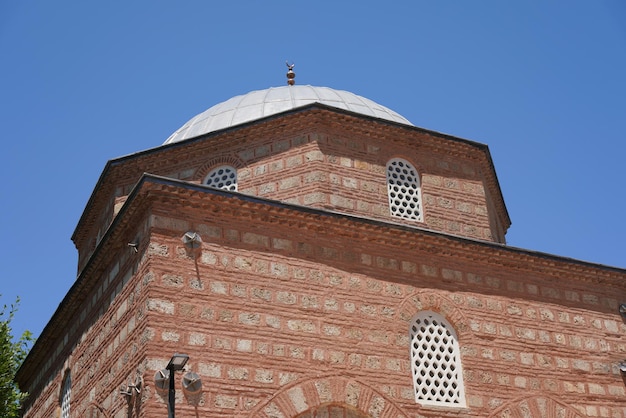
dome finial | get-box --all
[286,61,295,86]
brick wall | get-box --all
[129,197,624,417]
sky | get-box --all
[1,1,625,343]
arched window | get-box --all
[386,158,422,221]
[204,165,237,191]
[409,311,465,407]
[60,371,71,418]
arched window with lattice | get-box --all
[60,371,71,418]
[409,311,466,407]
[386,158,423,221]
[204,165,237,191]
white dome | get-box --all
[163,85,413,144]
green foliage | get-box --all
[0,296,34,418]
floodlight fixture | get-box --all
[167,353,189,371]
[165,353,190,418]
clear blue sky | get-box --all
[1,1,625,342]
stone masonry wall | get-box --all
[134,201,625,418]
[222,117,501,242]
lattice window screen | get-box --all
[386,159,422,221]
[410,311,466,407]
[204,165,237,191]
[60,372,71,418]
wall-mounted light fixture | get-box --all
[182,232,202,249]
[181,371,202,396]
[120,377,142,399]
[619,303,626,320]
[154,369,169,393]
[129,377,143,395]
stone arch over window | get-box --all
[247,375,411,418]
[487,395,584,418]
[60,370,71,418]
[397,291,469,336]
[386,158,423,222]
[409,311,466,407]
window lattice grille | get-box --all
[60,373,71,418]
[386,159,422,221]
[410,311,465,407]
[205,165,237,191]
